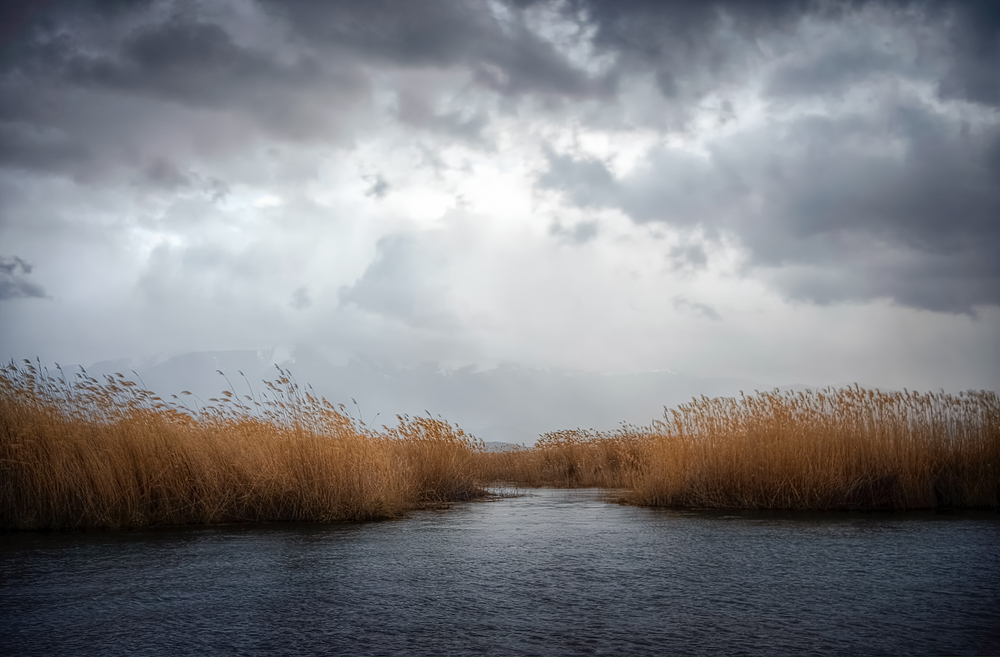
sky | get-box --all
[1,0,998,394]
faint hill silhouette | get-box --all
[86,343,778,444]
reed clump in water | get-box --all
[0,361,486,530]
[477,387,1000,510]
[473,429,648,488]
[626,387,999,509]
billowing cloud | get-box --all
[539,100,1000,313]
[0,0,997,393]
[535,0,1000,315]
[338,232,460,331]
[0,256,46,300]
[550,219,599,245]
[673,296,721,321]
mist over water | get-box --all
[3,489,999,656]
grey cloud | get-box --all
[538,148,728,227]
[672,296,721,321]
[550,219,599,245]
[0,0,617,180]
[936,0,1000,106]
[135,162,231,201]
[0,256,47,300]
[364,174,390,199]
[204,177,230,202]
[141,157,190,189]
[3,0,998,320]
[9,0,994,186]
[272,0,613,99]
[0,117,91,173]
[768,247,998,314]
[540,99,1000,313]
[669,244,708,271]
[766,43,901,97]
[561,0,807,101]
[338,234,455,329]
[291,286,311,310]
[564,0,1000,111]
[396,87,489,142]
[538,150,616,208]
[136,241,282,309]
[62,17,367,141]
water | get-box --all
[2,488,999,656]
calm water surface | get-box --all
[2,488,999,656]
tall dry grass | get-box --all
[4,359,997,526]
[0,361,486,530]
[473,429,647,488]
[477,387,1000,510]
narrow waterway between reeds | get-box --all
[3,488,999,656]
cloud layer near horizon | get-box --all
[1,0,998,390]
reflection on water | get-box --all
[2,489,999,656]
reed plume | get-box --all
[4,357,997,529]
[477,387,1000,510]
[0,361,486,530]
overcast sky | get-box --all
[1,0,998,392]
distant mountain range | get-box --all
[83,344,807,444]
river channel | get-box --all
[2,488,999,655]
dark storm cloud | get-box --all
[0,0,619,177]
[275,0,1000,115]
[270,0,613,98]
[540,101,1000,313]
[396,86,489,142]
[531,0,1000,314]
[569,0,1000,109]
[765,42,902,97]
[936,0,1000,106]
[2,0,994,178]
[0,256,46,300]
[141,157,190,189]
[3,0,998,318]
[561,0,807,99]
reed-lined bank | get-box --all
[0,362,485,530]
[2,360,998,530]
[479,387,1000,510]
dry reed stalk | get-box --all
[475,387,999,510]
[0,361,487,530]
[5,358,997,525]
[624,387,1000,510]
[472,428,652,489]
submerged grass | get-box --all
[0,361,486,530]
[3,359,998,529]
[477,387,1000,510]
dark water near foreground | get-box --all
[2,489,999,656]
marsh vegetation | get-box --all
[2,360,997,530]
[483,388,999,510]
[0,361,484,530]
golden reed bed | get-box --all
[1,362,485,530]
[483,388,999,510]
[2,360,998,529]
